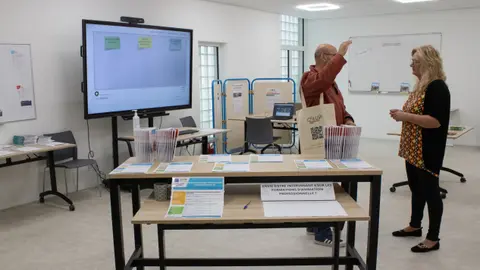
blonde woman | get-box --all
[389,45,450,253]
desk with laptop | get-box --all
[230,103,298,122]
[229,103,299,153]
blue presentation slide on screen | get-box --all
[85,24,192,115]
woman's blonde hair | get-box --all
[412,45,446,93]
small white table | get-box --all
[0,143,77,210]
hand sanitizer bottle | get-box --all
[133,110,140,130]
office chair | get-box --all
[390,167,466,199]
[43,131,102,199]
[240,117,282,155]
[179,116,200,155]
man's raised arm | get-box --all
[301,55,347,101]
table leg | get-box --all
[157,225,166,270]
[332,222,341,270]
[110,180,126,269]
[366,176,381,270]
[298,139,301,154]
[112,116,119,168]
[345,181,358,270]
[243,120,249,152]
[39,151,74,211]
[131,184,144,270]
[202,136,208,154]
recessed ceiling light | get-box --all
[296,3,341,11]
[394,0,436,3]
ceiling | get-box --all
[203,0,480,19]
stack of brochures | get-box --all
[37,136,52,145]
[134,128,179,162]
[324,126,362,159]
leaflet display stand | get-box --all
[223,78,250,153]
[252,78,296,145]
[112,111,169,169]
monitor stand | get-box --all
[121,111,169,122]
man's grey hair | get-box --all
[314,47,330,63]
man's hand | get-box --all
[345,119,356,126]
[338,40,352,56]
[390,109,408,122]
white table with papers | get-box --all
[108,154,382,270]
[133,184,367,223]
[0,143,78,211]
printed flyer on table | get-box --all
[167,177,225,218]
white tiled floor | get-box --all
[0,139,479,270]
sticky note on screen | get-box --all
[169,39,182,51]
[105,37,120,50]
[138,37,152,49]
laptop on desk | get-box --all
[179,128,199,136]
[272,103,295,120]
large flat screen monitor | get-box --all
[82,20,193,119]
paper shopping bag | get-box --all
[297,88,337,156]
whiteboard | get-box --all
[348,33,442,93]
[0,44,36,123]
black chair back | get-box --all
[44,131,77,161]
[245,117,274,145]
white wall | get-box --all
[306,9,480,146]
[0,0,281,210]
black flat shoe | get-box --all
[392,228,422,237]
[411,242,440,253]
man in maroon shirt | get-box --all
[302,41,354,246]
[301,40,354,126]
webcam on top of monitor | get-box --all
[120,16,145,25]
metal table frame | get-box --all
[0,150,75,211]
[109,174,381,270]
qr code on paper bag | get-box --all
[310,126,324,140]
